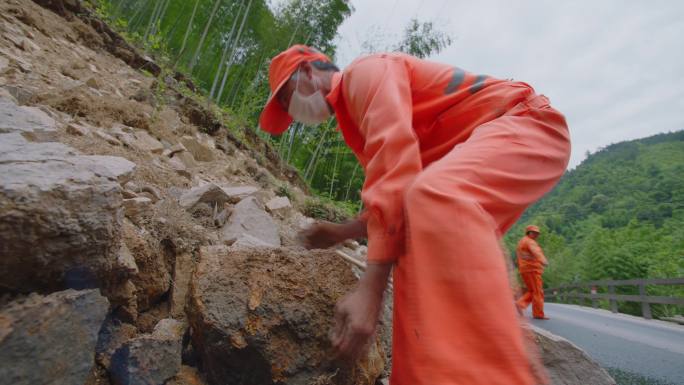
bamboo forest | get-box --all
[95,0,451,210]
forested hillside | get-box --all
[98,0,450,209]
[504,131,684,316]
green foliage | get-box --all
[505,131,684,317]
[302,196,357,223]
[396,18,452,59]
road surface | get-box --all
[527,303,684,385]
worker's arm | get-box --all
[343,55,422,264]
[299,218,367,249]
[331,261,392,359]
[529,240,548,266]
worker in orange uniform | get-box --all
[259,45,571,385]
[516,225,550,320]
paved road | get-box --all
[526,303,684,385]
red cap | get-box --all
[525,225,541,233]
[259,45,331,135]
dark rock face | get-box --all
[0,289,109,385]
[188,246,387,385]
[110,318,184,385]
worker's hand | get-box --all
[299,221,347,249]
[330,263,391,360]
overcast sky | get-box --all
[329,0,684,168]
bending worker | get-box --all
[516,225,550,320]
[259,45,570,385]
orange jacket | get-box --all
[325,53,535,263]
[516,235,548,274]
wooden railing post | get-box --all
[609,285,618,313]
[639,283,652,319]
[591,285,598,308]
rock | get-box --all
[169,252,194,319]
[174,150,198,168]
[20,38,41,53]
[122,189,137,199]
[0,56,8,73]
[180,135,215,162]
[220,185,259,203]
[96,321,139,370]
[220,196,281,247]
[0,96,56,134]
[86,77,101,89]
[189,246,386,385]
[179,183,231,209]
[163,143,187,158]
[117,243,140,276]
[117,128,164,154]
[80,155,136,184]
[213,207,230,227]
[67,121,91,136]
[0,132,126,293]
[94,130,123,145]
[104,279,139,323]
[166,366,207,385]
[110,318,184,385]
[122,220,170,311]
[166,156,192,179]
[123,197,152,218]
[0,289,109,385]
[265,196,292,215]
[2,85,33,105]
[532,326,616,385]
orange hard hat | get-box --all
[525,225,540,233]
[259,45,332,135]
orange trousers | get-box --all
[517,272,546,318]
[390,95,570,385]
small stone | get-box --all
[122,189,137,199]
[20,38,40,52]
[67,122,90,136]
[180,135,215,162]
[179,183,231,209]
[94,130,122,145]
[213,207,230,227]
[163,143,186,158]
[85,77,101,89]
[170,252,194,319]
[123,197,152,218]
[265,196,292,214]
[166,157,192,179]
[174,150,197,168]
[219,185,259,203]
[116,243,139,276]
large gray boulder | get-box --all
[0,289,109,385]
[0,97,135,293]
[532,326,616,385]
[110,318,184,385]
[0,132,131,292]
[188,246,386,385]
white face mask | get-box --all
[287,69,331,125]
